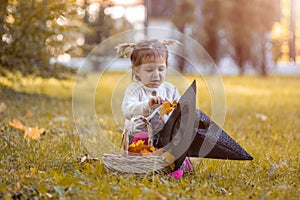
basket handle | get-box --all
[123,116,153,155]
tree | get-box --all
[171,0,195,73]
[197,0,224,65]
[225,0,280,75]
[289,0,296,62]
[252,0,281,75]
[0,0,86,78]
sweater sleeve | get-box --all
[121,87,151,120]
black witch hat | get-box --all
[154,80,253,170]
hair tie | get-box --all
[115,43,135,57]
[162,39,182,47]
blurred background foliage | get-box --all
[0,0,297,78]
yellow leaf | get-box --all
[9,118,26,131]
[159,100,177,118]
[29,167,37,174]
[271,134,280,141]
[24,127,45,140]
[128,139,157,155]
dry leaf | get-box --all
[9,118,26,131]
[12,182,21,194]
[29,167,37,174]
[0,102,7,112]
[156,193,167,200]
[24,127,45,140]
[24,110,34,118]
[271,134,280,141]
[78,154,99,164]
[159,100,177,118]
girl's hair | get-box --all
[115,39,181,81]
[130,39,168,67]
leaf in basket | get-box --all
[128,140,157,155]
[159,100,177,118]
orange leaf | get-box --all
[159,100,177,118]
[24,110,34,118]
[128,140,157,156]
[24,127,45,140]
[9,118,26,131]
[29,167,37,174]
[0,102,7,113]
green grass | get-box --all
[0,73,299,199]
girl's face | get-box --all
[134,57,167,88]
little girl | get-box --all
[116,39,193,178]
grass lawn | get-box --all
[0,72,299,199]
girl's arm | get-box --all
[122,90,151,120]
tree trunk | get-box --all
[289,0,296,62]
[176,27,186,73]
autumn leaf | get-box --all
[24,127,45,140]
[29,167,37,174]
[159,100,177,118]
[9,118,26,131]
[78,154,99,164]
[128,140,157,155]
[0,102,7,113]
[24,110,34,118]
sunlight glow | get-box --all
[105,6,125,19]
[77,37,85,46]
[57,53,71,63]
[124,5,145,23]
[56,16,68,26]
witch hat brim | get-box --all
[188,110,253,160]
[156,80,252,170]
[155,80,197,170]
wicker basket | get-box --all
[102,153,172,174]
[102,115,173,174]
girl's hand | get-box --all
[148,96,163,107]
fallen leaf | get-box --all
[255,113,267,121]
[0,102,7,112]
[24,127,45,140]
[78,154,99,164]
[24,110,34,118]
[29,167,37,174]
[159,100,177,118]
[271,134,280,141]
[156,193,167,200]
[9,118,26,131]
[12,181,21,194]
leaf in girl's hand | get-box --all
[24,127,45,140]
[9,118,26,131]
[159,100,177,118]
